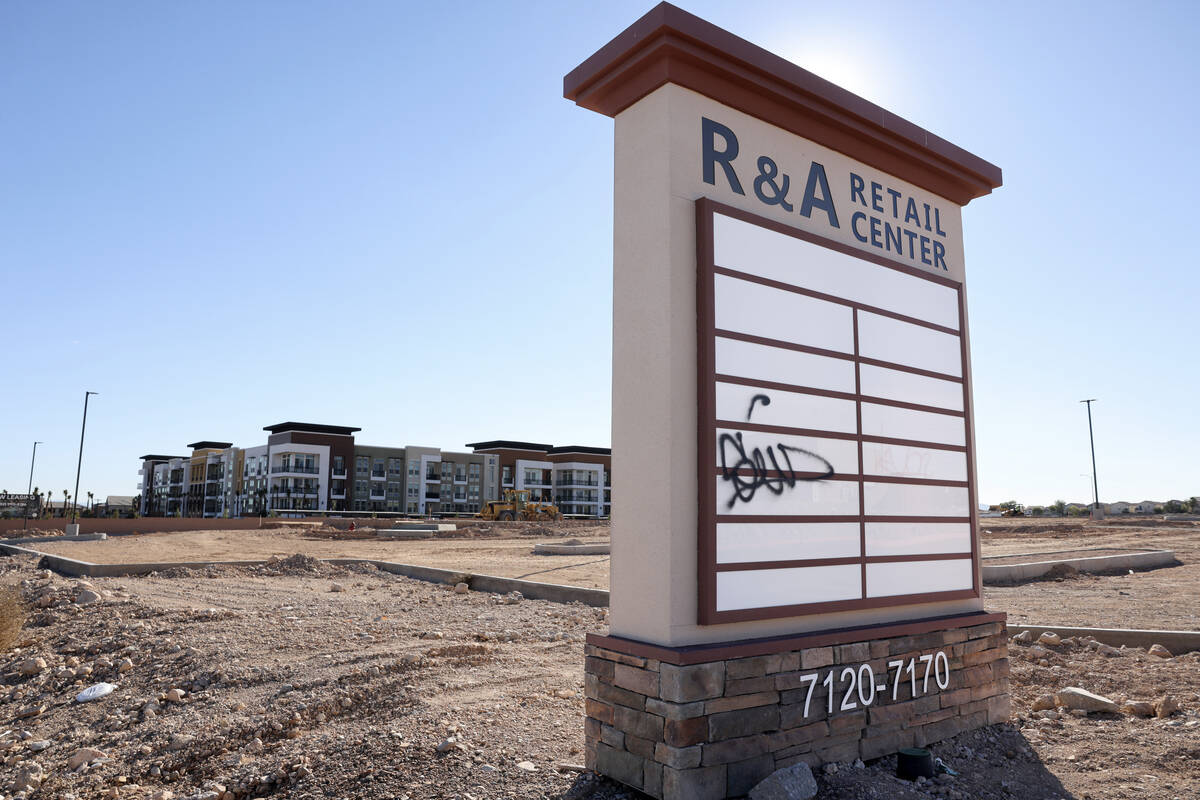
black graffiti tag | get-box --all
[719,393,834,510]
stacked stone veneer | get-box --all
[584,620,1009,800]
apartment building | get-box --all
[138,422,506,518]
[466,440,611,517]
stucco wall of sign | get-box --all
[611,84,982,647]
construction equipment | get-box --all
[478,489,561,521]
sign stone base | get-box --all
[584,615,1009,800]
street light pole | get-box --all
[1080,398,1100,512]
[72,391,98,526]
[24,441,42,530]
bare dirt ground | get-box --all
[4,516,1199,799]
[980,517,1200,630]
[32,523,612,591]
[29,517,1200,630]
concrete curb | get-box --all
[982,548,1177,584]
[1008,624,1200,654]
[0,542,610,608]
[0,534,108,545]
[533,543,611,555]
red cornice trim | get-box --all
[564,3,1002,205]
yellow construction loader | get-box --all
[478,489,562,521]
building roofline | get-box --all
[466,440,553,452]
[547,445,612,456]
[263,422,362,435]
[139,454,183,461]
[186,441,233,450]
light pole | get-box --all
[24,441,42,530]
[1080,399,1100,512]
[71,391,98,527]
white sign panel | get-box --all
[697,201,978,624]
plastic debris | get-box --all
[75,682,116,703]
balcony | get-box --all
[369,492,386,500]
[557,479,599,487]
[332,468,347,477]
[273,465,319,475]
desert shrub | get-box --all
[0,584,25,652]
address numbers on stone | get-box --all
[798,650,951,718]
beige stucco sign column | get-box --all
[566,5,1005,797]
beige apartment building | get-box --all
[139,425,610,518]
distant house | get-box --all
[1107,501,1134,515]
[1134,501,1159,513]
[94,496,135,517]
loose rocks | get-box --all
[1155,694,1180,718]
[1056,687,1119,714]
[75,588,102,605]
[1031,694,1057,711]
[18,657,47,676]
[1122,700,1155,717]
[68,747,108,769]
[749,762,819,800]
[1148,644,1173,658]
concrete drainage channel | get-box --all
[0,541,609,608]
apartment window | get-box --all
[388,457,403,474]
[469,463,481,480]
[408,461,420,477]
[524,469,541,485]
[407,486,418,498]
[356,456,368,475]
[502,466,512,485]
[372,458,384,475]
[333,455,345,473]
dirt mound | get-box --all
[1044,563,1080,580]
[3,528,64,540]
[252,554,335,576]
[301,526,378,541]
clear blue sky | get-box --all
[2,1,1197,507]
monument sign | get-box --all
[566,5,1004,798]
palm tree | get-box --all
[62,490,70,518]
[87,491,94,511]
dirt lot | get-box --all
[27,517,1200,630]
[32,523,613,591]
[980,518,1200,630]
[3,517,1199,799]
